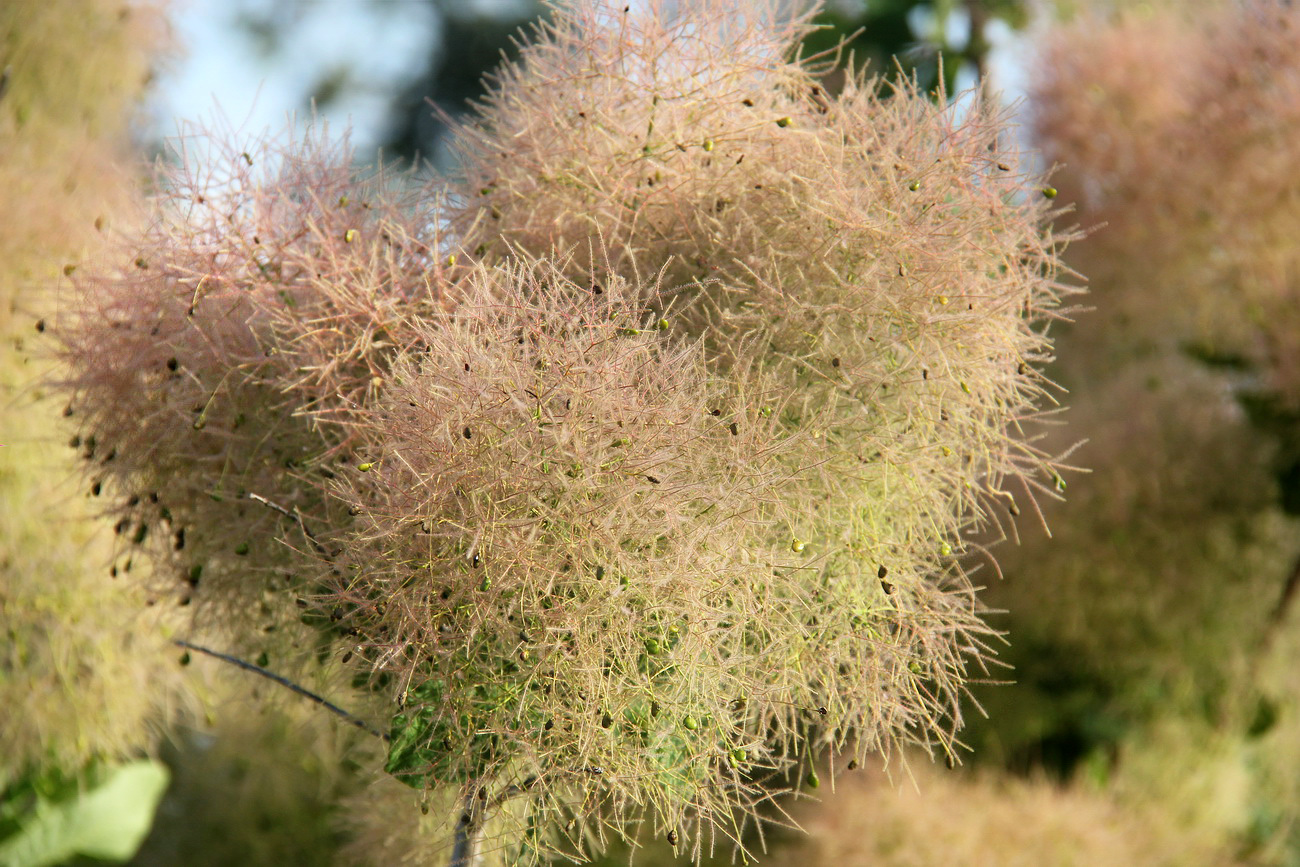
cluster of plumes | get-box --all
[421,4,1070,850]
[970,2,1300,855]
[55,126,448,650]
[978,354,1293,720]
[452,0,1073,560]
[54,1,1071,862]
[1031,0,1300,405]
[772,756,1226,867]
[998,0,1300,698]
[0,0,186,787]
[332,261,813,856]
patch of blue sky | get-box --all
[147,0,440,160]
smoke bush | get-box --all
[1006,0,1300,707]
[52,1,1073,862]
[56,126,448,647]
[967,3,1300,853]
[1032,0,1300,404]
[0,0,185,791]
[449,0,1072,611]
[773,754,1225,867]
[331,258,810,855]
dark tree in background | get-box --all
[379,0,549,169]
[253,0,1027,171]
[801,0,1029,94]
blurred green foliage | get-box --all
[0,760,169,867]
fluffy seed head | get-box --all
[413,0,1074,852]
[49,0,1077,860]
[53,125,448,640]
[1032,0,1300,404]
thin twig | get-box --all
[246,491,331,558]
[174,639,388,741]
[1270,553,1300,631]
[1255,552,1300,664]
[488,775,539,813]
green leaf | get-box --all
[385,704,443,789]
[0,759,169,866]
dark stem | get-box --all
[450,791,481,867]
[1260,551,1300,657]
[445,777,537,867]
[1234,551,1300,732]
[174,639,387,741]
[964,0,990,85]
